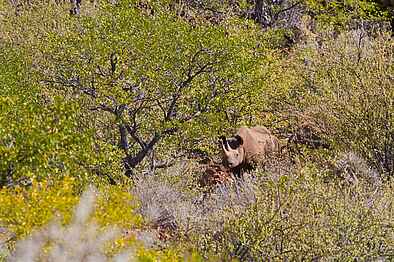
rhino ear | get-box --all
[219,135,228,150]
[235,135,243,146]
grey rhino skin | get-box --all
[220,126,280,175]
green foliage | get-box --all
[0,177,79,237]
[16,0,277,168]
[212,172,394,260]
[0,177,139,237]
[1,0,394,260]
[0,178,195,261]
[305,0,391,30]
[0,46,112,185]
[292,31,394,175]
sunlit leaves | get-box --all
[0,46,103,184]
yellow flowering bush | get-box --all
[0,177,195,261]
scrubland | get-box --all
[0,0,393,261]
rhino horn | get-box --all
[219,135,230,152]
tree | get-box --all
[34,3,263,178]
[0,46,105,186]
[253,0,301,27]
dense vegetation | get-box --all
[1,0,393,261]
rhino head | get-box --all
[219,135,245,169]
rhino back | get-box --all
[237,127,267,163]
[238,127,279,164]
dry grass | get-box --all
[208,165,394,260]
[130,164,259,249]
[130,154,394,260]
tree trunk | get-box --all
[254,0,269,27]
[123,133,161,178]
[122,127,176,178]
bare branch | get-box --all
[151,160,176,169]
[125,124,146,149]
[123,127,177,177]
[89,103,115,114]
[272,1,300,24]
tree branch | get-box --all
[272,1,301,25]
[123,128,177,177]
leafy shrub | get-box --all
[1,0,394,261]
[212,170,394,260]
[131,164,259,258]
[297,30,394,176]
[1,0,292,177]
[0,177,195,261]
[305,0,392,30]
[258,26,394,176]
[0,46,117,186]
[334,151,381,185]
[7,186,125,262]
[0,177,139,238]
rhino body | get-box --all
[220,126,279,173]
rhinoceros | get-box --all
[219,126,280,175]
